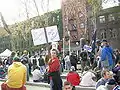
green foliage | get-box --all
[88,0,102,16]
[7,9,63,52]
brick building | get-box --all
[61,0,88,50]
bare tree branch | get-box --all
[32,0,40,16]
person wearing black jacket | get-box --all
[38,55,46,74]
[80,49,88,72]
[70,52,78,70]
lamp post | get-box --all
[63,37,65,58]
[68,30,71,55]
[76,42,79,57]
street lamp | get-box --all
[63,37,65,58]
[68,30,71,55]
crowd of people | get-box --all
[0,39,120,90]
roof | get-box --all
[98,6,120,16]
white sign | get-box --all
[46,26,60,43]
[83,45,92,52]
[31,28,47,45]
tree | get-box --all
[0,12,15,50]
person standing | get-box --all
[21,50,29,81]
[100,40,114,70]
[8,51,16,65]
[80,49,88,72]
[1,56,27,90]
[64,51,71,70]
[47,49,62,90]
[38,55,46,74]
[70,52,78,70]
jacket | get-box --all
[48,57,60,73]
[66,71,80,86]
[6,62,27,88]
[101,46,114,66]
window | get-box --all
[65,25,68,32]
[78,12,84,18]
[72,35,77,40]
[101,29,106,39]
[64,15,67,21]
[99,16,105,23]
[108,14,115,21]
[72,24,77,30]
[112,28,116,38]
[80,23,85,29]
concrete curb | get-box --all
[0,78,96,90]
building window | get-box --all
[101,29,106,39]
[72,35,77,40]
[65,25,68,32]
[99,16,105,23]
[80,23,85,29]
[78,12,84,18]
[112,28,116,38]
[109,28,116,39]
[64,15,67,21]
[108,14,115,21]
[71,24,77,30]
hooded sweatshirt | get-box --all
[6,62,27,88]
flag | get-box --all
[0,12,11,34]
[91,29,97,54]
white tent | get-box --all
[0,49,12,57]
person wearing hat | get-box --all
[1,57,27,90]
[100,39,114,70]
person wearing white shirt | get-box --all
[32,66,44,82]
[80,69,96,87]
[64,52,71,70]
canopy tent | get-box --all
[0,49,12,57]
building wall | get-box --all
[96,6,120,49]
[62,0,88,47]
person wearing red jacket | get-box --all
[47,49,62,90]
[66,66,81,90]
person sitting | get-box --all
[1,56,27,90]
[66,66,80,90]
[80,66,96,87]
[32,65,44,82]
[112,61,120,74]
[96,78,116,90]
[63,81,73,90]
[96,69,111,89]
[113,73,120,90]
[0,61,6,79]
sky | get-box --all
[102,0,119,9]
[0,0,119,25]
[0,0,61,25]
